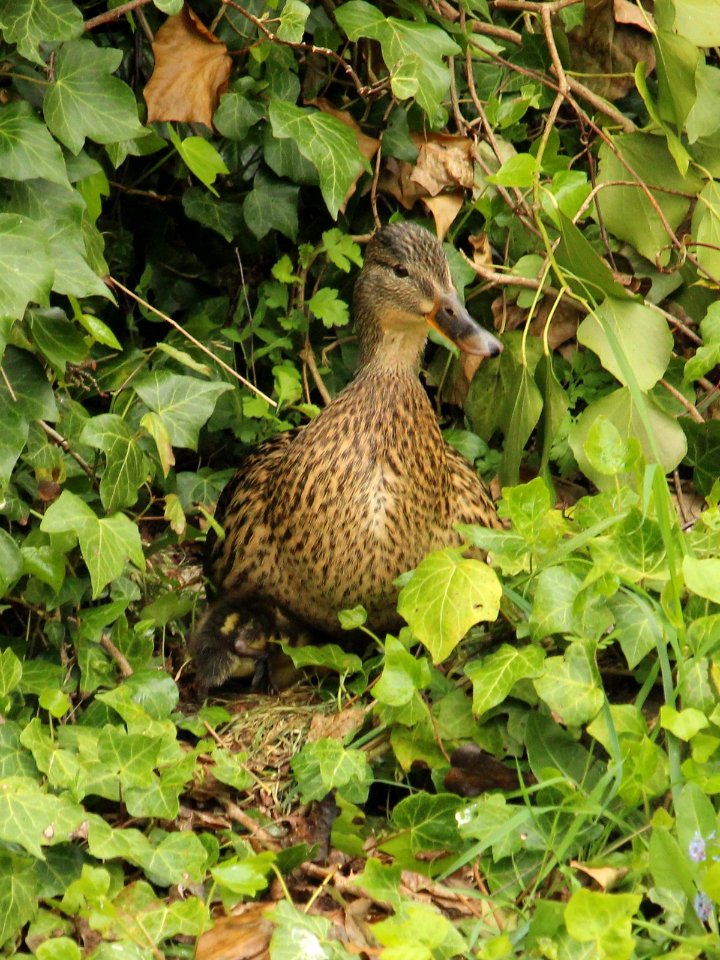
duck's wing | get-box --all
[204,428,299,585]
[444,443,500,530]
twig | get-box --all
[566,75,636,133]
[672,470,689,524]
[219,0,379,98]
[659,379,704,423]
[84,0,154,31]
[100,633,134,677]
[38,420,96,481]
[109,277,278,408]
[300,342,332,406]
[224,799,282,851]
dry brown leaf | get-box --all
[307,704,368,742]
[568,0,655,100]
[614,0,655,31]
[422,193,463,239]
[196,903,274,960]
[571,860,629,891]
[411,135,474,196]
[144,5,232,128]
[468,232,493,268]
[491,295,580,351]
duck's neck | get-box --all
[357,320,427,375]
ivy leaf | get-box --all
[40,490,144,598]
[28,312,90,375]
[277,0,310,42]
[0,102,68,185]
[308,287,350,328]
[0,776,86,858]
[596,133,702,265]
[292,739,372,804]
[577,298,673,391]
[182,187,243,242]
[0,0,83,65]
[683,556,720,603]
[81,414,150,512]
[5,180,111,300]
[44,40,146,154]
[336,1,460,122]
[466,644,546,719]
[269,100,366,218]
[0,855,36,947]
[169,131,229,193]
[397,548,502,663]
[213,90,264,140]
[243,171,299,241]
[133,372,233,450]
[534,642,604,726]
[682,419,720,496]
[0,214,53,319]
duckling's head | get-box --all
[354,222,502,369]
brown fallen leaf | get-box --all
[307,704,368,742]
[144,5,232,128]
[422,193,463,239]
[196,902,274,960]
[491,294,581,351]
[571,859,629,891]
[411,135,474,196]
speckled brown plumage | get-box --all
[191,223,503,693]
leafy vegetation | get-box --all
[1,0,720,955]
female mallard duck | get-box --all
[191,222,502,693]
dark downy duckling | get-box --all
[191,223,503,693]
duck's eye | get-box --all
[392,264,409,278]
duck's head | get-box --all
[354,222,503,369]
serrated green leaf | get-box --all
[0,102,68,185]
[81,414,149,512]
[133,372,232,450]
[397,548,502,662]
[0,0,83,64]
[466,643,545,718]
[269,100,365,218]
[44,40,146,154]
[308,287,350,328]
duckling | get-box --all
[191,222,502,694]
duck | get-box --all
[191,222,503,694]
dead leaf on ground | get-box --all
[196,902,274,960]
[307,704,368,742]
[571,859,629,891]
[144,5,232,128]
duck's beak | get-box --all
[428,291,503,357]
